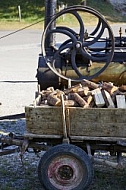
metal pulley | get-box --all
[37,4,115,89]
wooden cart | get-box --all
[23,92,126,190]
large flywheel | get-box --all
[41,5,115,82]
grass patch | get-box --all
[0,0,125,30]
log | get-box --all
[64,84,82,94]
[47,92,61,106]
[83,95,93,106]
[102,82,118,94]
[70,93,89,107]
[81,79,99,89]
[41,90,52,100]
[119,85,126,92]
[77,87,89,97]
[64,100,79,107]
[34,80,126,108]
[46,86,55,92]
[56,89,65,99]
[102,89,115,108]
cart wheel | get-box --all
[38,144,94,190]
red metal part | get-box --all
[47,155,84,189]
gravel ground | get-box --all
[1,150,126,190]
[0,29,41,117]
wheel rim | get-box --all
[47,155,84,189]
[42,5,114,81]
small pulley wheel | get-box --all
[42,5,115,81]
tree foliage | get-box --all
[0,0,125,22]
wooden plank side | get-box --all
[25,106,63,135]
[68,108,126,137]
[68,108,126,123]
[25,105,126,137]
[70,136,126,142]
[69,122,126,137]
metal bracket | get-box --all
[86,143,92,158]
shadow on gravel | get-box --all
[0,113,25,120]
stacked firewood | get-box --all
[39,80,126,108]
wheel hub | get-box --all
[58,165,73,180]
[75,41,82,49]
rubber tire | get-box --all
[38,144,94,190]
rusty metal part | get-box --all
[0,146,19,156]
[48,155,83,187]
[0,134,24,147]
[0,133,24,156]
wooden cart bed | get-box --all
[25,105,126,138]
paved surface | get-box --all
[0,29,42,116]
[0,24,126,117]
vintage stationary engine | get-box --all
[36,0,126,90]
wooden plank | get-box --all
[102,90,115,108]
[70,135,126,142]
[81,79,99,89]
[25,106,63,135]
[69,122,126,137]
[67,108,126,123]
[116,95,126,108]
[25,105,126,138]
[70,93,89,107]
[67,108,126,137]
[24,132,62,139]
[92,88,105,107]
